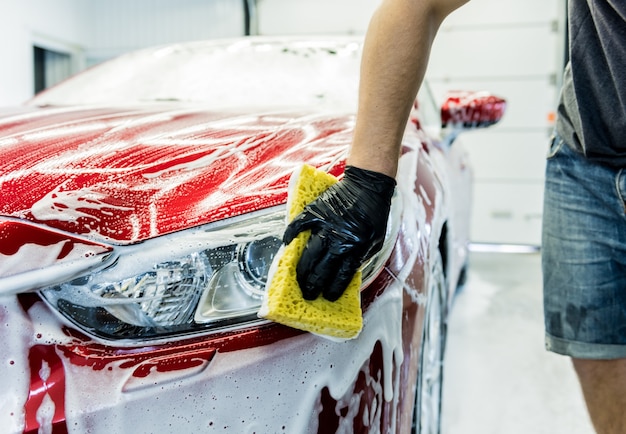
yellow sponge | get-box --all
[258,164,363,339]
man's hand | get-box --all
[283,166,396,302]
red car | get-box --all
[0,37,504,433]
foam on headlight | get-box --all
[40,209,286,342]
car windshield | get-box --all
[29,37,363,111]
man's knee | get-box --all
[572,357,626,384]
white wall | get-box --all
[258,0,379,35]
[85,0,244,66]
[427,0,567,245]
[0,0,245,107]
[0,0,89,106]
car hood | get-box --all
[0,104,353,244]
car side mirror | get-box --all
[440,90,506,144]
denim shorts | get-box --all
[543,133,626,359]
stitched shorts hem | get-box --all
[545,333,626,359]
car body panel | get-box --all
[2,134,442,434]
[0,36,502,433]
[0,106,354,243]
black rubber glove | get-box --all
[283,165,396,302]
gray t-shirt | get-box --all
[556,0,626,168]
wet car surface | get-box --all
[0,36,505,433]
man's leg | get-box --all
[572,358,626,434]
[543,137,626,433]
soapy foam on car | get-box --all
[9,109,354,244]
[0,147,443,433]
[0,38,449,432]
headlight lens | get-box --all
[40,199,399,344]
[41,210,286,342]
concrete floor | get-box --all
[441,251,596,434]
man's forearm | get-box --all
[348,0,469,177]
[285,0,469,301]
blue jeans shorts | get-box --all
[543,133,626,359]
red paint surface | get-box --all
[57,322,303,374]
[16,142,435,433]
[317,341,395,433]
[24,345,68,434]
[18,260,396,433]
[441,90,506,127]
[0,218,111,258]
[0,106,353,243]
[0,34,483,434]
[4,91,457,434]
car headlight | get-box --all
[40,200,399,344]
